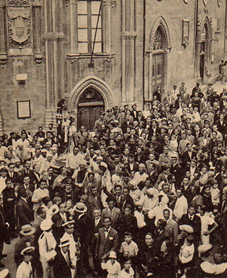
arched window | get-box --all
[153,27,164,51]
[78,0,103,53]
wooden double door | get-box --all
[152,52,165,93]
[77,88,105,131]
[78,105,104,131]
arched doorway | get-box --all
[77,88,105,131]
[152,26,166,93]
[196,15,212,83]
[148,17,171,100]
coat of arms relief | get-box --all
[7,0,31,48]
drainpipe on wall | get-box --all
[142,0,146,108]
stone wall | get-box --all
[0,0,226,133]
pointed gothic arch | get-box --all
[149,16,171,51]
[197,15,213,83]
[69,76,114,130]
[147,16,171,99]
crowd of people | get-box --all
[1,82,227,278]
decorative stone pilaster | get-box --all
[43,0,65,109]
[0,1,7,65]
[121,0,136,104]
[32,0,43,64]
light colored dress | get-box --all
[101,259,121,278]
[118,267,135,278]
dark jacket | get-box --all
[16,198,33,227]
[54,249,71,278]
[96,227,119,260]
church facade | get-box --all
[0,0,226,133]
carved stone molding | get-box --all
[7,0,30,6]
[149,16,171,51]
[197,14,213,42]
[8,7,31,48]
[34,52,42,64]
[67,53,115,64]
[32,0,41,6]
[0,53,7,65]
[70,76,114,111]
[42,32,65,41]
[121,32,137,40]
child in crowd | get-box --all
[210,181,220,208]
[118,257,135,278]
[101,251,121,278]
[178,235,195,278]
[16,246,35,278]
[119,231,138,265]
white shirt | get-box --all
[38,231,57,262]
[61,232,77,267]
[173,195,188,221]
[134,210,146,229]
[16,261,33,278]
[118,267,135,278]
[104,227,111,238]
[0,176,6,194]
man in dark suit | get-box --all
[19,176,35,196]
[7,162,18,181]
[54,239,71,278]
[22,160,36,182]
[16,189,33,228]
[95,216,119,261]
[215,113,227,138]
[163,208,178,246]
[179,206,201,245]
[125,154,139,175]
[52,202,68,242]
[181,143,197,169]
[74,202,93,276]
[101,197,121,229]
[42,131,54,147]
[130,104,139,121]
[90,208,103,273]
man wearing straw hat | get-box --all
[38,219,57,278]
[16,246,35,278]
[14,224,36,266]
[61,220,79,278]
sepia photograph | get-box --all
[0,0,227,277]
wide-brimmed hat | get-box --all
[200,262,215,274]
[179,224,194,234]
[59,239,70,248]
[62,220,75,228]
[74,202,87,214]
[20,224,36,236]
[100,162,108,169]
[198,244,212,257]
[0,269,9,278]
[40,219,53,231]
[21,246,35,256]
[146,188,156,197]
